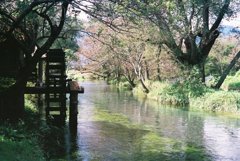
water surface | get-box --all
[49,81,240,161]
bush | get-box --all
[146,80,208,106]
[228,82,240,91]
[66,69,84,81]
[132,83,148,98]
[190,90,240,113]
[0,77,15,91]
[159,82,189,106]
[0,97,45,161]
[222,71,240,91]
[0,122,45,161]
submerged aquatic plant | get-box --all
[93,108,211,161]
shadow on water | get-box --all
[42,123,79,161]
[43,81,240,161]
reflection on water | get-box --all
[48,81,240,161]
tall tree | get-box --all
[86,0,236,82]
[0,0,71,119]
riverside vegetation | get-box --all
[131,71,240,116]
[0,99,45,161]
[67,67,240,116]
[0,78,63,161]
[0,97,68,161]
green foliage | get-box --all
[0,97,46,161]
[25,98,38,113]
[145,80,208,106]
[67,69,84,81]
[184,79,210,98]
[132,83,149,98]
[222,70,240,90]
[228,82,240,90]
[118,81,133,90]
[190,90,240,113]
[0,138,45,161]
[206,40,236,78]
[159,82,189,106]
[133,78,240,115]
[0,77,15,91]
[0,112,45,161]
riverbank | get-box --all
[0,99,46,161]
[132,80,240,117]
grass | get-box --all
[222,71,240,91]
[132,80,240,116]
[0,99,46,161]
[190,90,240,113]
[134,80,208,106]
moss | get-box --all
[93,108,210,161]
[93,108,142,129]
[132,132,211,161]
[94,109,129,124]
[139,132,178,152]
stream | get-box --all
[47,81,240,161]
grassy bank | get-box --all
[132,80,240,116]
[0,100,46,161]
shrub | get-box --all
[190,90,240,113]
[146,80,208,106]
[159,82,189,106]
[0,77,15,91]
[66,69,84,81]
[0,96,45,161]
[222,71,240,91]
[228,82,240,91]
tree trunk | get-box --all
[156,45,161,81]
[0,1,69,121]
[0,85,25,121]
[140,76,149,93]
[124,68,136,88]
[199,62,205,83]
[157,64,161,81]
[144,60,150,80]
[215,51,240,89]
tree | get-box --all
[0,0,71,120]
[88,0,238,82]
[215,51,240,89]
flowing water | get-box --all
[47,81,240,161]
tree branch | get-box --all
[210,0,230,32]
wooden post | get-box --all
[37,59,43,106]
[69,81,80,126]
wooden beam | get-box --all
[24,85,84,94]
